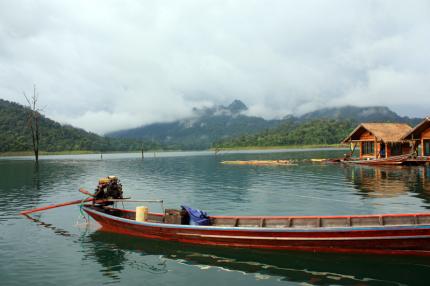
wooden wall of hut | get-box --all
[359,131,376,159]
[421,127,430,156]
[357,134,411,159]
[385,143,412,158]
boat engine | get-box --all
[93,176,123,204]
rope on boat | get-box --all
[77,197,89,224]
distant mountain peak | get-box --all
[192,99,248,117]
[358,106,392,116]
[227,99,248,113]
[298,105,420,124]
[105,103,422,150]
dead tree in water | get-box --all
[24,85,41,162]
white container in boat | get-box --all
[136,206,148,222]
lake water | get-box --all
[1,149,430,286]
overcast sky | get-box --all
[1,0,429,134]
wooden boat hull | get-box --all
[83,206,430,256]
[341,157,429,166]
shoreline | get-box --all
[0,150,96,157]
[0,144,347,157]
[211,144,347,151]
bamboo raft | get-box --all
[221,160,295,166]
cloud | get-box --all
[0,0,429,134]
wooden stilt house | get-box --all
[342,123,412,159]
[402,117,430,157]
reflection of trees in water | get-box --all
[343,165,430,200]
[82,231,430,286]
[0,161,43,215]
[32,162,41,191]
[0,160,100,213]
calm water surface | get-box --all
[1,149,430,286]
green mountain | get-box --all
[1,97,424,153]
[0,99,159,153]
[108,102,423,150]
[107,100,281,150]
[213,118,358,148]
[296,105,421,125]
[214,106,423,148]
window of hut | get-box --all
[424,140,430,156]
[362,141,374,155]
[390,143,402,156]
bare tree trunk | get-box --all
[24,85,40,162]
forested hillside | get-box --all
[0,99,160,153]
[108,101,422,150]
[213,119,358,148]
[107,100,281,150]
[1,98,424,152]
[297,106,421,126]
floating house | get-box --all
[402,117,430,157]
[342,123,412,159]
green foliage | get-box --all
[108,114,279,150]
[0,99,161,152]
[108,103,422,150]
[1,98,422,152]
[213,119,357,148]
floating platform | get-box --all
[221,160,295,166]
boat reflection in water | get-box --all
[343,165,430,200]
[80,231,168,281]
[82,230,430,285]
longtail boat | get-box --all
[20,176,430,257]
[82,205,430,256]
[340,155,429,166]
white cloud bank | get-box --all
[0,0,429,134]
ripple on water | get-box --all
[1,151,430,286]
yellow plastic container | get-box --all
[98,177,110,184]
[136,206,149,222]
[99,176,118,185]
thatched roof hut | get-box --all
[342,123,413,159]
[402,117,430,157]
[402,117,430,140]
[342,123,412,143]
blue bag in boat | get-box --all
[181,205,211,226]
